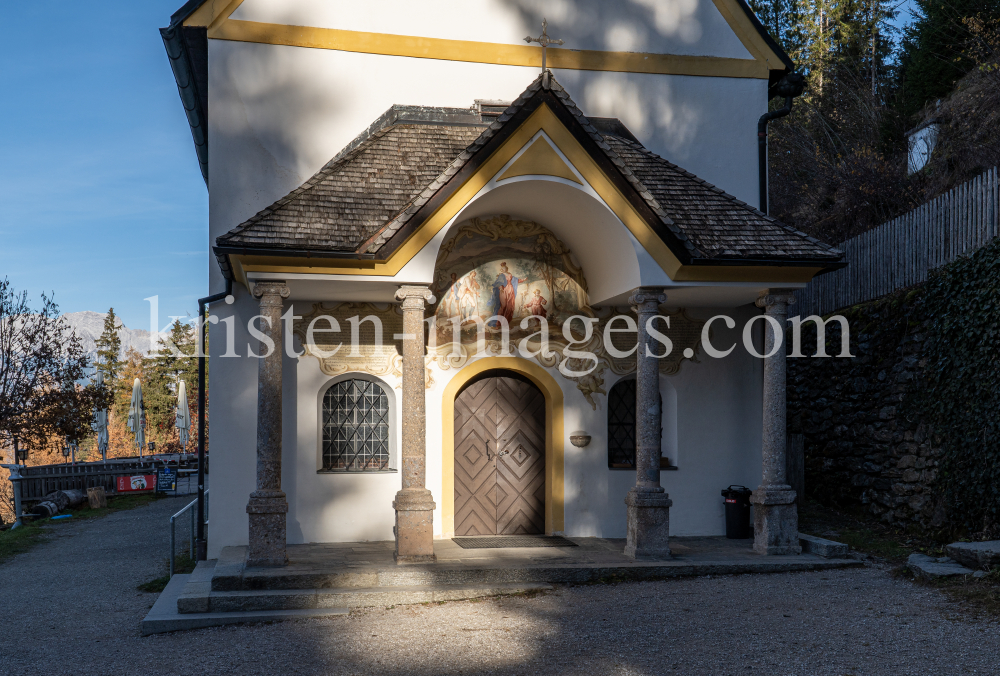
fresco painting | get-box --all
[430,216,591,347]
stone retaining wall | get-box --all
[786,290,948,533]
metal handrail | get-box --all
[170,489,208,577]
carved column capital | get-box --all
[628,287,667,312]
[395,285,436,311]
[253,281,290,306]
[755,289,797,311]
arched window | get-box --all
[607,377,670,469]
[322,378,392,471]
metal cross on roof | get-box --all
[524,19,563,88]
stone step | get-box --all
[906,553,975,580]
[214,559,864,591]
[143,574,348,635]
[181,581,553,613]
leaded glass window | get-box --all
[608,379,637,468]
[607,378,664,469]
[322,379,391,471]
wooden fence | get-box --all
[794,166,1000,317]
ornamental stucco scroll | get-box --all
[294,217,708,406]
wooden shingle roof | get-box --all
[216,74,842,270]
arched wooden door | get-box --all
[454,372,545,536]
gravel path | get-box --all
[1,499,998,676]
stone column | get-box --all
[624,287,673,559]
[393,285,437,564]
[751,290,802,555]
[246,281,291,567]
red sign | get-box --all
[117,474,157,492]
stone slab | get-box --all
[907,553,975,580]
[142,575,347,635]
[211,546,246,591]
[208,538,861,596]
[945,541,1000,570]
[799,534,849,558]
[199,582,553,612]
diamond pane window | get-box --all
[608,379,637,469]
[322,379,391,471]
[607,378,664,469]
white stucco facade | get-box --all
[207,298,764,556]
[188,0,799,557]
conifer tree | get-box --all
[145,320,197,442]
[896,0,1000,120]
[94,308,122,387]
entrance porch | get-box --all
[166,535,855,616]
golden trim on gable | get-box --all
[186,0,787,79]
[498,136,582,184]
[208,19,770,79]
[183,0,244,29]
[710,0,788,70]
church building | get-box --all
[162,0,842,565]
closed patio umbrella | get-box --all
[127,377,145,458]
[93,372,109,462]
[176,379,190,451]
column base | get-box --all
[624,488,673,559]
[750,486,801,555]
[393,489,437,564]
[246,493,289,567]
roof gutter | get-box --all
[758,72,805,214]
[161,7,208,185]
[194,276,231,560]
[213,245,379,282]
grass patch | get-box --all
[137,575,170,593]
[798,498,921,564]
[899,568,1000,618]
[831,528,912,562]
[939,570,1000,618]
[137,552,197,593]
[0,520,53,565]
[75,491,167,520]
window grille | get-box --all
[607,378,666,469]
[322,379,391,471]
[608,379,637,468]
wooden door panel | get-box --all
[454,379,497,536]
[455,375,546,536]
[495,377,546,535]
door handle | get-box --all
[486,446,493,461]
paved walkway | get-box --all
[1,500,998,675]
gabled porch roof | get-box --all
[214,74,842,286]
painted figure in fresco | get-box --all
[488,262,526,328]
[459,270,480,320]
[524,288,548,318]
[445,272,461,317]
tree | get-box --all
[749,0,910,241]
[94,308,122,387]
[145,320,197,443]
[0,278,106,451]
[896,0,1000,120]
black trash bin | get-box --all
[721,485,752,539]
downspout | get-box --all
[757,72,805,214]
[195,278,232,560]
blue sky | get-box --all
[0,1,206,331]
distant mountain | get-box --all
[60,311,155,362]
